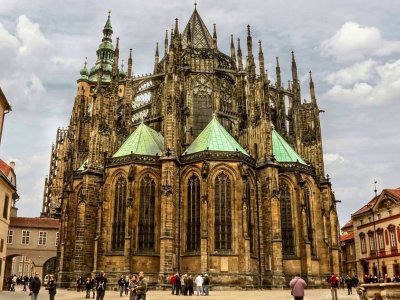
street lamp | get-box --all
[367,202,380,280]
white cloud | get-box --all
[324,153,345,165]
[0,22,19,49]
[320,22,400,62]
[324,59,400,106]
[326,59,377,86]
[17,15,50,55]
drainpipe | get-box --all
[255,170,262,287]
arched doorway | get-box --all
[43,257,56,277]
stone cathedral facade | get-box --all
[43,7,340,288]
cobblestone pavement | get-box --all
[0,288,360,300]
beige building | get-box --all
[340,220,357,277]
[345,188,400,282]
[5,217,59,281]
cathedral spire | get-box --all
[174,18,179,39]
[276,56,281,87]
[230,34,236,65]
[246,25,255,81]
[309,70,316,103]
[237,38,243,71]
[291,51,298,84]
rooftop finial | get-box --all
[84,57,87,68]
[108,10,111,17]
[194,0,197,9]
[374,179,378,196]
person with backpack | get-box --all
[328,273,339,300]
[96,271,108,300]
[289,273,307,300]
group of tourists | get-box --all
[170,273,210,296]
[363,273,400,283]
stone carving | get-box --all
[128,165,136,182]
[201,160,210,179]
[239,162,249,179]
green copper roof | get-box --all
[113,123,164,157]
[78,159,89,171]
[272,130,307,164]
[185,116,249,156]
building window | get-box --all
[38,231,47,245]
[7,230,13,244]
[280,182,295,255]
[55,232,59,246]
[360,219,363,225]
[377,230,384,250]
[21,231,30,245]
[3,195,9,219]
[112,175,127,251]
[368,232,376,252]
[214,172,232,251]
[389,226,397,248]
[0,239,3,252]
[187,175,200,252]
[360,233,367,253]
[138,175,156,251]
[349,244,354,256]
[245,180,255,253]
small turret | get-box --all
[79,57,89,80]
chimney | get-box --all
[9,161,15,169]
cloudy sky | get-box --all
[0,0,399,225]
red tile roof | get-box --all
[341,219,353,231]
[0,159,12,177]
[340,232,354,242]
[10,217,60,229]
[352,188,400,217]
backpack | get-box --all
[330,276,339,287]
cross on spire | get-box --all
[194,0,197,9]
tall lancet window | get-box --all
[215,172,232,251]
[245,181,255,253]
[187,175,201,252]
[112,176,127,250]
[280,182,295,255]
[138,175,156,251]
[304,185,316,256]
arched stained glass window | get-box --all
[304,185,316,256]
[215,172,232,251]
[187,175,201,251]
[280,182,295,255]
[138,175,156,251]
[112,176,127,250]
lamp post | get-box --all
[370,206,380,280]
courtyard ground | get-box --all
[0,287,360,300]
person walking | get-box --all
[328,273,339,300]
[29,272,42,300]
[136,271,147,300]
[46,275,57,300]
[118,275,125,297]
[85,277,93,298]
[289,273,307,300]
[91,276,96,299]
[170,273,176,295]
[96,271,108,300]
[345,275,352,295]
[195,273,204,296]
[203,274,210,296]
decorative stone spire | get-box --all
[309,70,316,103]
[291,51,298,84]
[276,56,281,87]
[237,38,243,71]
[246,25,255,81]
[164,30,169,55]
[230,34,236,65]
[213,24,217,48]
[127,48,133,78]
[258,40,265,79]
[154,42,159,73]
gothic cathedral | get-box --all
[43,7,340,288]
